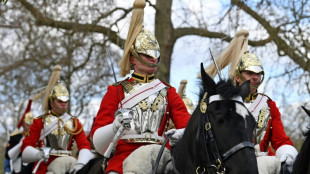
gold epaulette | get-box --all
[111,77,129,86]
[257,93,271,100]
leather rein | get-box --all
[195,92,254,174]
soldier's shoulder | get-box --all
[111,77,130,86]
[257,93,271,100]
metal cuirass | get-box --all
[245,101,271,144]
[43,115,74,150]
[122,81,167,135]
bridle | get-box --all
[195,92,254,174]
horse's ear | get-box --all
[200,63,216,93]
[301,106,310,118]
[238,80,250,101]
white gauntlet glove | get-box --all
[69,163,84,174]
[22,146,50,163]
[69,149,95,174]
[165,128,185,146]
[275,145,298,171]
[113,108,133,133]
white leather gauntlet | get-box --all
[165,128,185,146]
[22,146,49,163]
[275,145,298,171]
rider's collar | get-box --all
[132,72,155,83]
[244,92,258,103]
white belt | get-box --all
[121,133,164,144]
[49,149,72,156]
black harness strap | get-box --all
[222,141,254,160]
[152,133,173,174]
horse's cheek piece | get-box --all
[200,92,208,113]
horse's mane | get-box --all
[198,78,241,101]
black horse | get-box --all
[292,106,310,174]
[170,63,258,174]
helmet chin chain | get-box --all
[130,46,159,68]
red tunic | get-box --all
[259,99,294,155]
[21,114,91,174]
[90,78,190,174]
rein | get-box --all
[195,92,254,174]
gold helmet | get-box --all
[49,81,70,102]
[43,65,69,114]
[118,0,160,77]
[235,51,264,87]
[130,29,160,66]
[182,97,194,114]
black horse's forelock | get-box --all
[198,78,241,101]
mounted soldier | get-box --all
[204,29,298,174]
[21,65,94,174]
[6,99,34,174]
[178,80,194,115]
[89,0,190,173]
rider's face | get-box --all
[51,99,69,115]
[130,54,158,75]
[236,71,262,94]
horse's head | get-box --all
[173,63,258,174]
[198,63,258,173]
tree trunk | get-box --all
[154,0,176,83]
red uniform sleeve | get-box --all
[73,118,91,150]
[21,118,44,152]
[89,85,123,138]
[259,100,293,152]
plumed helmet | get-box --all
[236,51,264,74]
[177,80,194,114]
[131,29,160,59]
[43,65,69,113]
[17,99,33,129]
[49,81,70,102]
[119,0,161,77]
[182,97,194,114]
